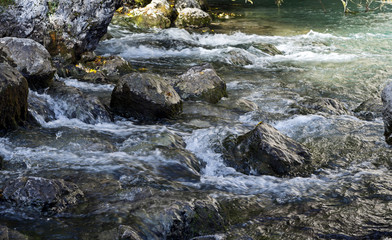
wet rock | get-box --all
[98,225,143,240]
[0,225,28,240]
[190,235,225,240]
[0,0,121,60]
[175,8,211,28]
[382,82,392,145]
[0,37,55,90]
[0,155,3,170]
[175,64,227,103]
[157,147,202,182]
[1,176,84,214]
[110,73,182,120]
[253,43,283,56]
[47,81,112,124]
[225,49,253,66]
[292,97,350,116]
[0,62,29,131]
[112,0,173,29]
[233,99,259,112]
[354,98,383,121]
[222,122,312,177]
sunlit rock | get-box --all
[175,7,211,28]
[0,0,121,60]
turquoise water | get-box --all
[2,1,392,238]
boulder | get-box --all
[353,98,383,121]
[175,8,211,28]
[112,0,173,29]
[1,176,84,214]
[0,62,29,131]
[0,0,121,60]
[175,0,202,11]
[0,37,55,90]
[292,97,350,116]
[110,73,182,120]
[0,225,28,240]
[45,81,112,124]
[381,82,392,144]
[226,49,253,66]
[222,122,312,177]
[0,43,15,65]
[175,64,227,103]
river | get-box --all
[1,0,392,239]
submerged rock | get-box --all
[175,64,227,103]
[0,225,28,240]
[354,98,383,121]
[0,37,55,90]
[110,73,182,120]
[292,97,350,116]
[222,122,312,177]
[46,81,112,124]
[0,0,121,60]
[175,8,211,28]
[226,49,253,66]
[381,82,392,144]
[0,62,29,131]
[98,225,143,240]
[1,176,84,214]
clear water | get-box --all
[2,0,392,238]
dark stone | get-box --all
[0,155,3,170]
[0,0,121,60]
[0,62,28,131]
[96,225,144,240]
[292,97,349,116]
[222,122,312,177]
[175,64,227,104]
[382,82,392,144]
[0,225,28,240]
[45,81,112,124]
[110,73,182,120]
[354,98,383,121]
[0,37,55,90]
[0,43,15,66]
[1,176,84,214]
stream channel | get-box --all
[2,0,392,239]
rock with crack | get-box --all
[222,122,312,177]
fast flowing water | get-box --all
[2,0,392,239]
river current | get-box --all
[2,0,392,239]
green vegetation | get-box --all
[47,0,59,16]
[0,0,14,7]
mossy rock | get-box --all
[175,8,211,28]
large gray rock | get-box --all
[0,37,55,90]
[110,73,182,120]
[1,176,84,214]
[45,81,112,124]
[382,82,392,144]
[174,8,211,28]
[222,122,312,177]
[0,62,29,131]
[0,0,121,60]
[175,64,227,103]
